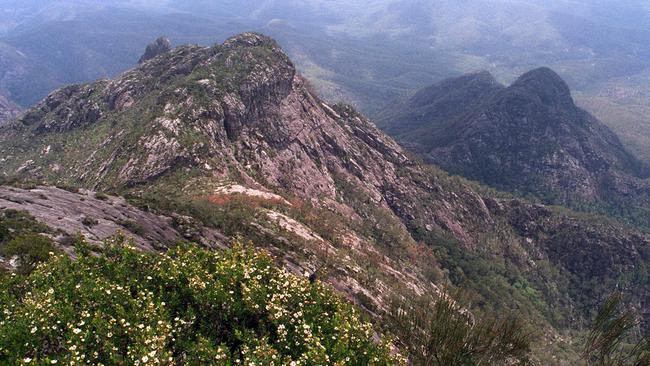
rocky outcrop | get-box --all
[0,186,224,250]
[138,36,172,64]
[0,186,226,251]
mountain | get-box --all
[377,71,504,138]
[2,0,650,163]
[1,33,649,363]
[377,68,650,224]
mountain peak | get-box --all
[378,66,639,205]
[410,70,500,106]
[511,67,572,105]
[138,36,172,64]
[377,69,503,136]
[457,70,498,84]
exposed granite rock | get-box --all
[138,36,172,64]
[0,186,225,250]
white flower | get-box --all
[73,328,81,334]
[142,355,149,363]
[23,358,32,363]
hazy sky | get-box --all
[0,0,649,109]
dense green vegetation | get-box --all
[0,239,402,365]
[0,209,51,244]
[0,233,58,275]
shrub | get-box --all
[0,209,50,244]
[117,219,145,236]
[94,192,109,201]
[81,216,98,227]
[0,233,58,274]
[0,239,403,365]
[388,293,532,365]
[582,294,650,365]
[54,184,80,194]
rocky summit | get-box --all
[138,36,173,64]
[378,67,650,226]
[0,33,649,363]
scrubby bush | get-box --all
[94,192,109,201]
[0,239,402,365]
[81,216,98,227]
[0,209,50,244]
[0,210,56,275]
[117,219,145,236]
[388,293,532,365]
[0,233,58,275]
[53,184,80,193]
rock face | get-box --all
[377,68,650,221]
[1,33,649,359]
[138,36,172,64]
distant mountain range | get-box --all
[1,0,650,165]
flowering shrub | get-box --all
[0,239,402,365]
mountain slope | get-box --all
[378,68,650,224]
[1,33,649,363]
